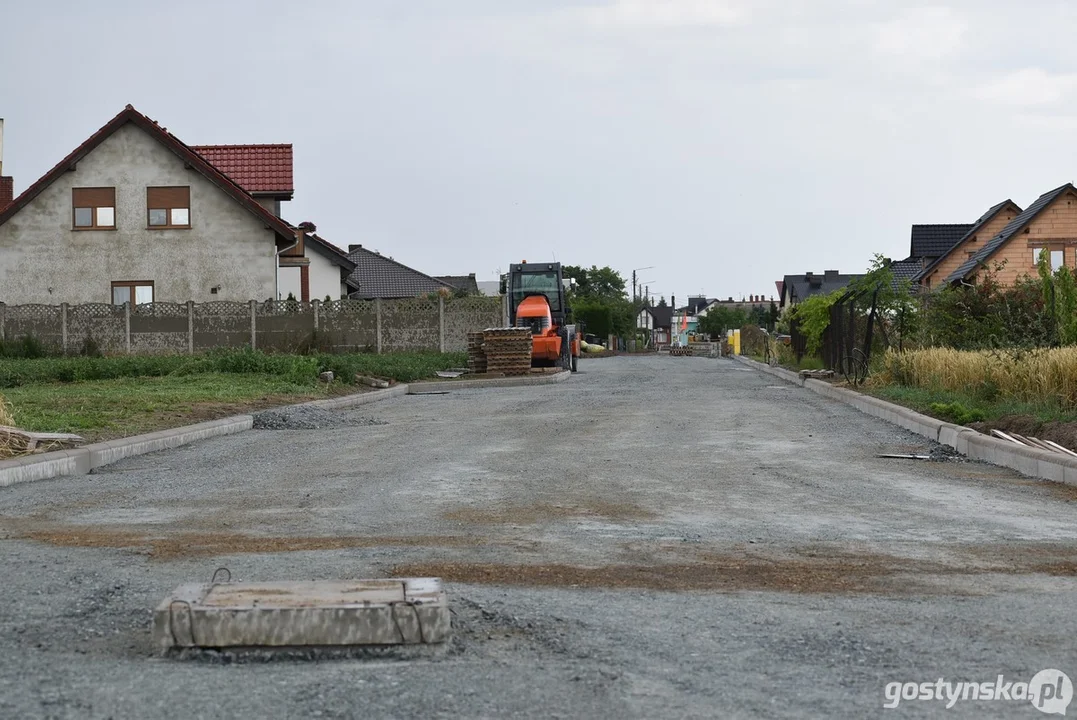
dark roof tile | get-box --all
[946,184,1075,283]
[910,224,974,258]
[346,246,453,299]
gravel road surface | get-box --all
[2,355,1076,719]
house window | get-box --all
[147,186,191,228]
[111,281,154,306]
[72,188,116,229]
[1032,249,1065,271]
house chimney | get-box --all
[824,270,839,281]
[349,244,362,253]
[0,119,12,212]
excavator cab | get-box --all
[501,262,580,372]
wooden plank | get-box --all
[1008,432,1036,447]
[991,429,1025,446]
[1024,437,1058,453]
[1044,440,1077,458]
[0,426,84,443]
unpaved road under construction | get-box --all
[3,355,1077,718]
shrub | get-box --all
[929,402,986,425]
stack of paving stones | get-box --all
[482,327,533,376]
[467,331,488,374]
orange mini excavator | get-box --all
[501,261,581,372]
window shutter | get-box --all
[73,187,115,207]
[147,186,190,209]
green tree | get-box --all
[698,306,747,339]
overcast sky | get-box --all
[4,0,1077,303]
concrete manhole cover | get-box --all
[154,576,450,653]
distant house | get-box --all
[700,294,776,314]
[945,183,1077,286]
[346,245,455,299]
[780,271,863,309]
[649,305,673,345]
[435,274,480,296]
[914,200,1022,289]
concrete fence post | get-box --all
[187,301,195,354]
[438,296,446,353]
[250,300,258,351]
[375,298,383,355]
[61,303,69,355]
[125,302,132,354]
[313,299,320,332]
[0,303,5,340]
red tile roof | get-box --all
[0,177,12,212]
[191,144,293,196]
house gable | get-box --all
[918,200,1021,288]
[947,184,1077,284]
[0,106,295,243]
[0,122,286,304]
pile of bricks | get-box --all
[467,331,487,374]
[482,328,533,376]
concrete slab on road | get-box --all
[153,577,450,652]
[2,354,1077,718]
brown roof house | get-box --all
[940,184,1077,287]
[0,105,355,306]
[914,200,1023,289]
[346,245,454,299]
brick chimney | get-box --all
[0,119,12,212]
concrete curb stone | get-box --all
[409,370,571,393]
[734,355,1077,486]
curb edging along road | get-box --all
[409,369,571,393]
[0,370,573,489]
[0,384,412,489]
[734,355,1077,487]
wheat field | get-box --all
[876,347,1077,408]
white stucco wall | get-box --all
[277,249,346,301]
[0,123,279,305]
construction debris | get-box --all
[669,347,693,357]
[877,453,931,461]
[0,426,84,459]
[154,576,450,653]
[799,369,835,379]
[356,375,391,389]
[991,429,1077,457]
[482,328,533,376]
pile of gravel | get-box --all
[252,406,388,431]
[929,443,967,462]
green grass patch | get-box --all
[0,349,468,388]
[3,373,332,439]
[0,349,468,439]
[865,384,1077,425]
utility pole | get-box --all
[631,266,655,305]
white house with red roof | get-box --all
[0,105,356,305]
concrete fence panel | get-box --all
[381,298,440,353]
[1,295,500,355]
